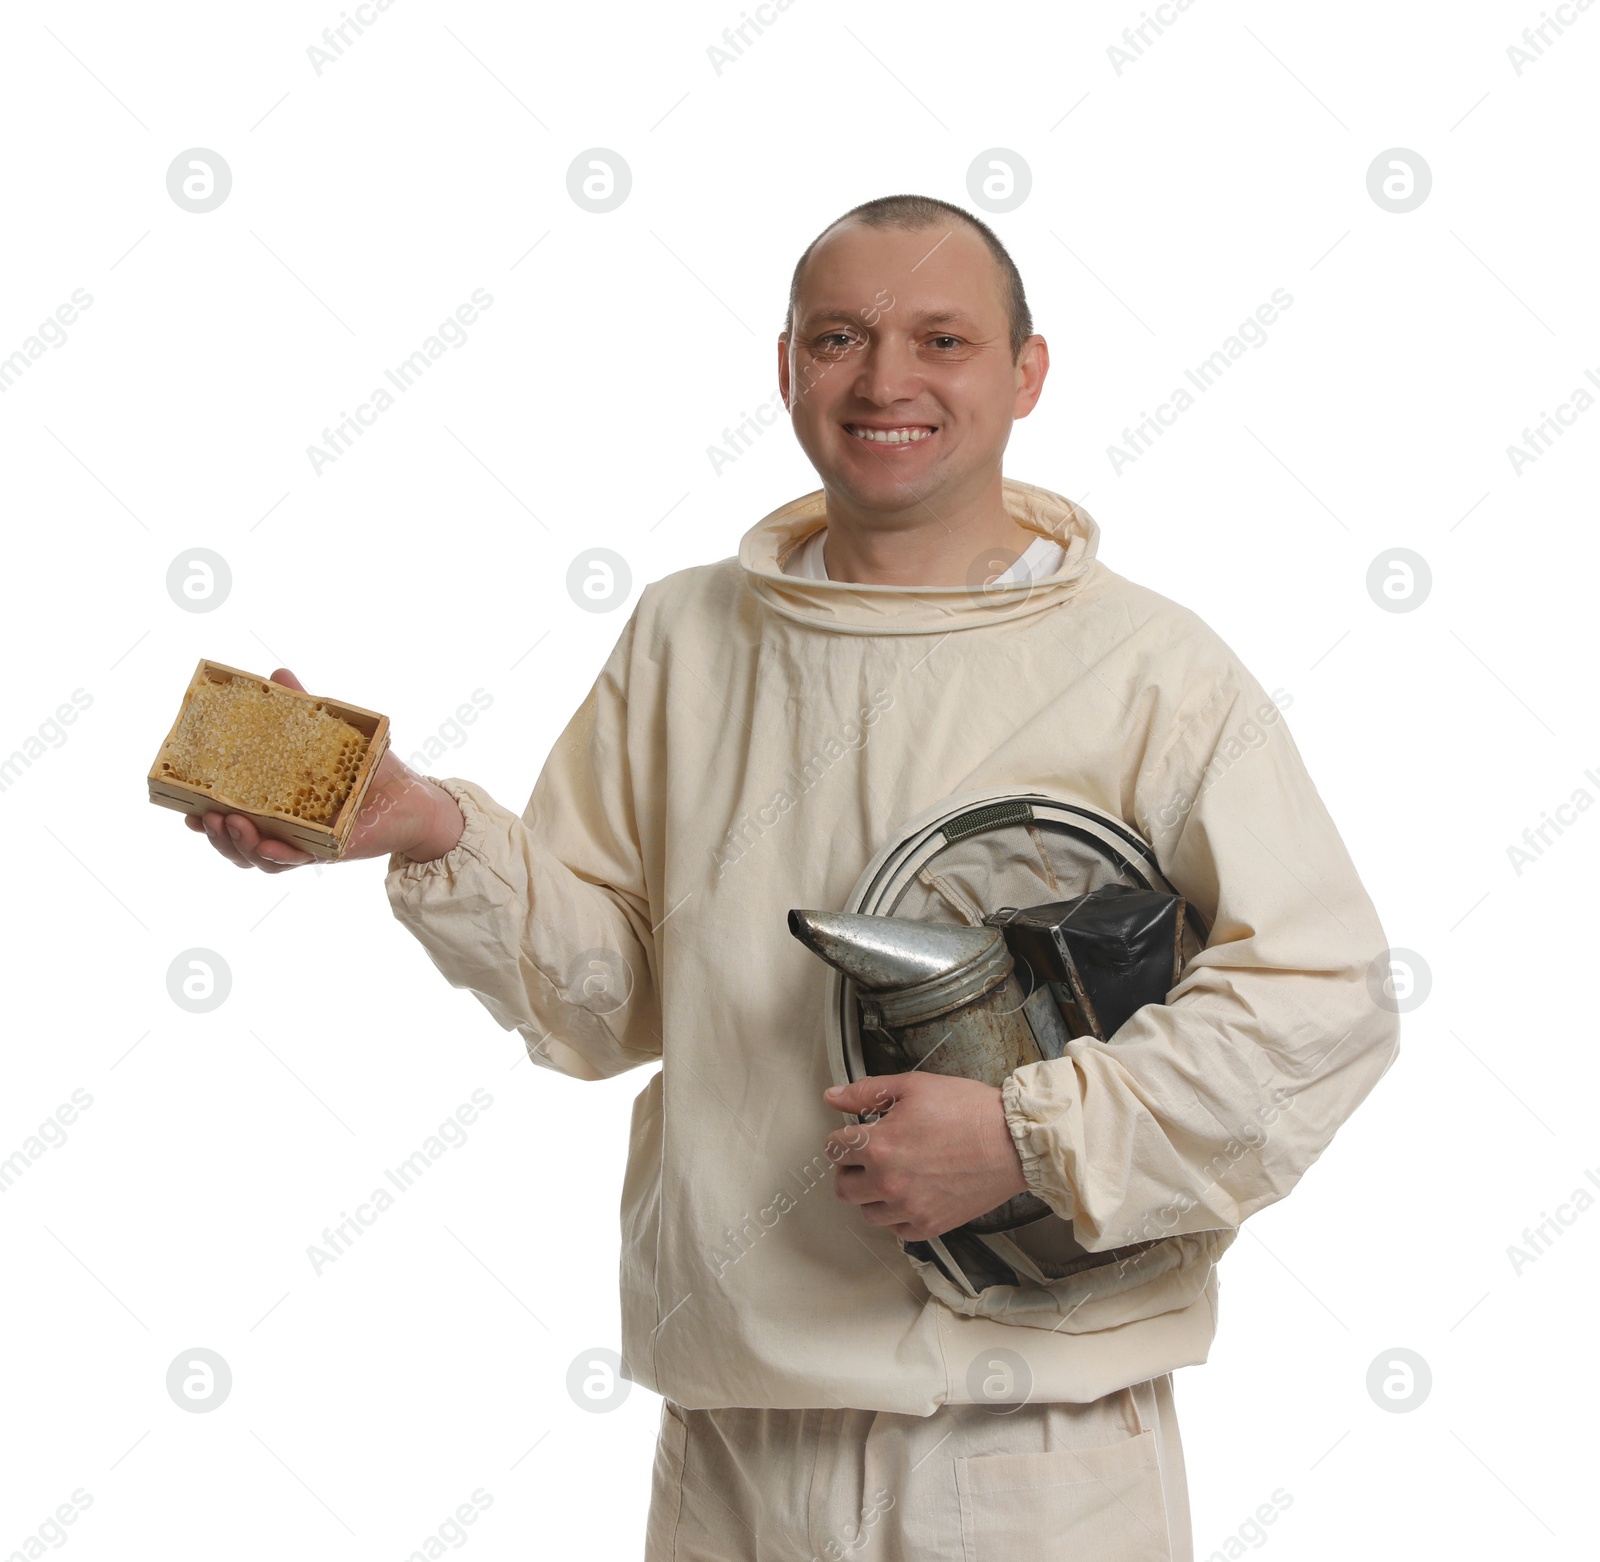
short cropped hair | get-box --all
[784,194,1033,361]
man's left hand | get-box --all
[822,1073,1032,1241]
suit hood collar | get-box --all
[737,477,1101,636]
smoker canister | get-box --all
[788,910,1071,1233]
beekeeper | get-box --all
[187,193,1400,1562]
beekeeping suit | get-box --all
[384,477,1400,1417]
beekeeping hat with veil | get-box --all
[790,784,1215,1329]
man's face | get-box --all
[779,220,1045,521]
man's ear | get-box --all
[777,333,791,409]
[1013,334,1049,419]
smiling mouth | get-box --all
[843,424,937,446]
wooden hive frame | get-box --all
[148,659,391,861]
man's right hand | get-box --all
[181,668,466,873]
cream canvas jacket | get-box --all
[384,478,1400,1415]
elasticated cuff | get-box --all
[1001,1070,1076,1221]
[385,776,489,882]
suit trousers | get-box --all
[645,1373,1191,1562]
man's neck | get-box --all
[819,475,1038,588]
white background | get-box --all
[1,1,1595,1557]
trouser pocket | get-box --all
[956,1427,1173,1561]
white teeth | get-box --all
[848,425,934,445]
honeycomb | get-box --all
[159,673,370,826]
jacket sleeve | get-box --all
[1000,654,1401,1250]
[382,611,663,1082]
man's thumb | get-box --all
[270,667,306,693]
[824,1075,905,1115]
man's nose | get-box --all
[852,338,923,406]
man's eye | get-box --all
[817,332,856,350]
[930,335,961,350]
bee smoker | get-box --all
[788,884,1187,1240]
[786,910,1068,1233]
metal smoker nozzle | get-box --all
[786,909,1002,992]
